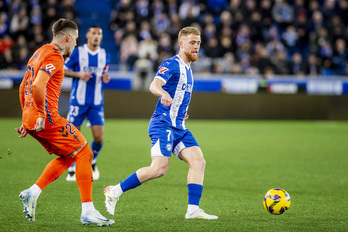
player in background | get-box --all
[104,27,218,220]
[16,18,114,226]
[64,25,110,181]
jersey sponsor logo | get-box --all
[46,63,56,72]
[159,67,169,74]
[182,83,192,92]
[82,66,104,74]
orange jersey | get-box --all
[20,44,65,130]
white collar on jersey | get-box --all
[176,55,191,69]
[84,44,101,55]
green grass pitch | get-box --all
[0,118,347,231]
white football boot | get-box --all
[19,189,37,221]
[104,186,119,215]
[185,208,218,220]
[80,209,114,226]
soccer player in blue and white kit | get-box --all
[64,25,110,181]
[104,27,218,220]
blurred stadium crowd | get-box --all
[0,0,77,70]
[1,0,348,77]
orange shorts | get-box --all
[29,117,87,156]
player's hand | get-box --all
[161,92,173,106]
[185,114,189,120]
[15,125,28,138]
[102,73,110,83]
[79,72,92,82]
[34,117,45,132]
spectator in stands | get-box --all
[248,11,264,43]
[254,45,276,75]
[220,35,234,56]
[272,0,294,34]
[309,10,324,34]
[271,50,291,75]
[0,33,13,69]
[10,7,29,40]
[266,35,285,57]
[158,32,175,58]
[168,13,181,40]
[294,11,310,60]
[331,38,347,75]
[204,37,222,58]
[282,25,298,60]
[153,12,170,36]
[320,58,335,76]
[289,52,306,76]
[214,52,235,74]
[259,0,273,28]
[304,53,320,77]
[135,0,150,23]
[0,12,9,37]
[138,34,158,69]
[119,34,139,71]
[0,0,9,13]
[318,39,333,60]
[178,0,200,21]
[30,6,42,26]
[133,53,154,90]
[321,0,336,21]
[293,0,307,19]
[337,0,348,26]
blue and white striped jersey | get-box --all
[64,44,110,106]
[152,55,194,130]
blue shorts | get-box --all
[148,119,199,159]
[67,104,104,127]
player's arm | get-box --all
[64,69,92,82]
[31,70,50,131]
[102,64,110,83]
[19,78,25,109]
[149,78,172,106]
[16,78,28,137]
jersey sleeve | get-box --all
[106,52,111,65]
[64,47,78,71]
[40,52,64,78]
[104,52,111,73]
[155,60,176,84]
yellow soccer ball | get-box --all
[263,188,291,215]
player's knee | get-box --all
[193,157,206,172]
[152,165,168,178]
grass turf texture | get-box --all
[0,118,347,231]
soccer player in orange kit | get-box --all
[15,18,114,226]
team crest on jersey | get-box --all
[165,143,172,151]
[159,67,169,74]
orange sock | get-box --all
[36,155,75,190]
[75,145,93,203]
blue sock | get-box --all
[91,140,103,161]
[120,173,142,192]
[188,184,203,206]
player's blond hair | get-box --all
[178,27,201,41]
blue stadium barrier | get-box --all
[1,70,348,95]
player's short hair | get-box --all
[178,27,201,41]
[52,18,78,37]
[88,25,101,31]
